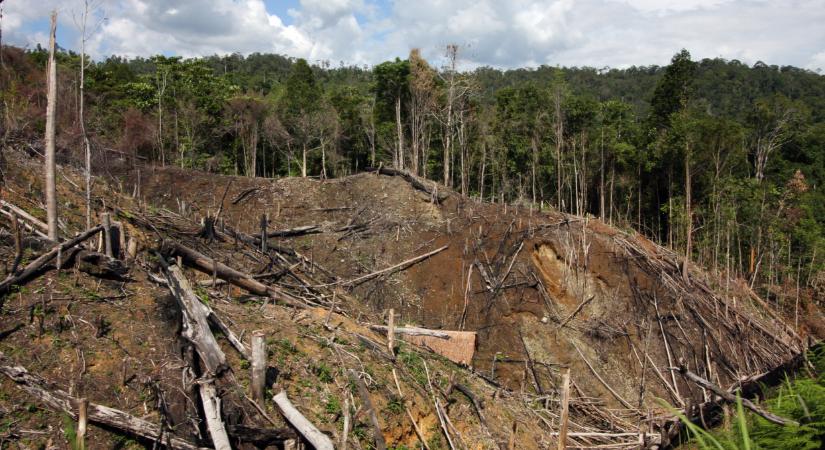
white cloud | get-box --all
[2,0,824,71]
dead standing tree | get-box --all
[75,0,104,229]
[44,10,58,241]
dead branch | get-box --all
[674,365,798,426]
[572,343,635,410]
[328,245,448,288]
[557,295,595,329]
[349,369,388,450]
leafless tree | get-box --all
[74,0,105,228]
[44,11,58,240]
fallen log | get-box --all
[199,382,232,450]
[0,353,203,449]
[160,263,227,375]
[272,391,334,450]
[674,365,798,426]
[367,167,449,202]
[159,262,232,449]
[0,226,103,295]
[369,325,451,339]
[265,224,320,238]
[0,200,49,235]
[161,240,305,308]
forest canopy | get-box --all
[2,45,824,303]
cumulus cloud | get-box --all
[2,0,823,70]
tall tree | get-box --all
[373,58,409,170]
[281,58,321,177]
[44,11,58,240]
[75,0,103,229]
[408,49,436,176]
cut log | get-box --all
[161,240,305,307]
[0,226,103,295]
[250,331,267,404]
[557,368,571,450]
[0,353,202,449]
[160,264,226,375]
[100,212,113,258]
[369,325,451,339]
[199,382,232,450]
[272,391,334,450]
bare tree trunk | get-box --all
[683,142,692,282]
[79,0,93,229]
[396,95,404,170]
[599,128,605,220]
[531,136,537,206]
[554,87,563,211]
[44,11,58,241]
[301,143,307,178]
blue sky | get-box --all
[4,0,824,71]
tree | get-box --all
[407,49,436,176]
[226,95,268,176]
[281,58,321,177]
[44,11,58,240]
[74,0,104,228]
[373,58,409,170]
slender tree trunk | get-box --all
[44,11,58,241]
[301,142,307,178]
[479,139,487,201]
[79,0,93,229]
[599,129,605,220]
[396,95,404,170]
[321,139,327,179]
[683,142,692,281]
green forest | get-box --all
[2,44,824,308]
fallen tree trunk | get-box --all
[0,225,103,295]
[265,224,320,238]
[0,353,203,450]
[161,240,305,308]
[370,325,451,339]
[160,263,227,375]
[0,200,49,234]
[367,167,449,202]
[675,365,798,426]
[159,262,233,449]
[272,391,334,450]
[199,382,232,450]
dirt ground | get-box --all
[0,148,818,449]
